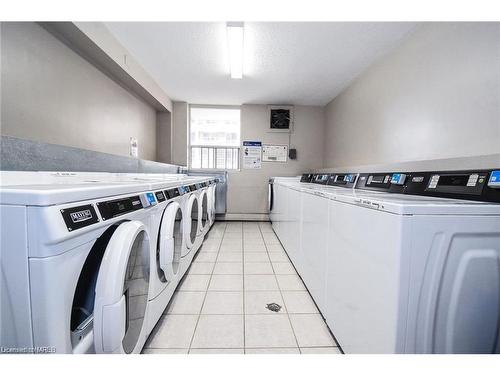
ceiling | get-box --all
[105,22,418,106]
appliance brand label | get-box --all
[412,176,424,183]
[70,209,92,223]
[61,204,99,232]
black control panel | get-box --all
[356,170,500,203]
[405,170,498,202]
[155,190,166,202]
[300,174,314,182]
[326,174,357,187]
[312,173,331,185]
[61,204,99,232]
[356,173,405,194]
[97,195,143,220]
[165,187,181,199]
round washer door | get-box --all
[208,185,216,222]
[93,221,150,354]
[158,201,183,282]
[185,194,199,250]
[199,190,209,232]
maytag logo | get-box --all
[70,210,92,223]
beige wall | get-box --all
[171,102,189,166]
[227,104,324,216]
[1,22,160,161]
[171,103,324,216]
[156,112,172,163]
[323,22,500,169]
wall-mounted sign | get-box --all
[263,144,288,163]
[242,141,262,169]
[130,137,138,158]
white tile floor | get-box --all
[143,221,341,354]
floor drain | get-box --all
[266,303,282,312]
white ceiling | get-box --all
[105,22,417,106]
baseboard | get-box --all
[216,213,270,222]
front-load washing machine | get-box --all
[0,171,162,354]
[207,179,217,226]
[178,182,204,277]
[141,176,210,334]
[196,182,211,237]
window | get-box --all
[189,106,241,170]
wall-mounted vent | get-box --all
[268,105,293,133]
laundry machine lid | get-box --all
[93,220,150,353]
[333,191,500,215]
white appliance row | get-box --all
[0,171,218,354]
[270,170,500,354]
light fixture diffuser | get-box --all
[226,22,244,79]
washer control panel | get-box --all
[300,173,314,183]
[140,192,157,208]
[326,173,357,187]
[488,170,500,188]
[155,190,166,202]
[424,172,487,196]
[97,195,143,221]
[312,174,330,185]
[390,173,406,185]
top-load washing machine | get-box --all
[324,169,500,354]
[285,173,358,314]
[0,171,160,353]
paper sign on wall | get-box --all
[242,141,262,169]
[130,137,138,158]
[263,144,288,162]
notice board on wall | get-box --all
[262,144,288,163]
[242,141,262,169]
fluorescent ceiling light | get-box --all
[226,22,244,79]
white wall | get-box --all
[323,22,500,169]
[1,22,160,161]
[227,104,324,217]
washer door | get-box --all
[158,201,183,283]
[185,194,199,250]
[209,185,216,223]
[93,221,150,354]
[200,190,209,232]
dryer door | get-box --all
[93,221,151,354]
[158,201,183,283]
[200,190,209,233]
[209,184,217,223]
[185,194,199,250]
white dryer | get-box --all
[0,172,161,354]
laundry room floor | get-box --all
[142,221,341,354]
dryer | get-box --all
[143,176,212,334]
[0,172,160,353]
